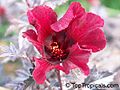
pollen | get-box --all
[50,42,67,59]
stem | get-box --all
[56,70,62,90]
[26,0,30,8]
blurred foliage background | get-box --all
[0,0,120,89]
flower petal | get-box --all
[86,13,104,29]
[68,13,105,52]
[69,43,91,63]
[32,57,53,84]
[51,2,85,32]
[23,29,43,53]
[27,6,57,42]
[27,6,57,31]
[63,60,77,74]
[79,28,106,52]
[70,59,90,75]
[67,43,91,75]
[23,29,37,41]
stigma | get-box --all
[50,42,66,59]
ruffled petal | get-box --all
[68,13,105,52]
[66,43,91,75]
[23,29,37,41]
[32,57,53,84]
[69,43,91,63]
[62,60,77,74]
[70,59,90,75]
[23,29,43,52]
[28,6,57,31]
[82,13,104,31]
[79,28,106,52]
[51,2,85,32]
[27,6,57,42]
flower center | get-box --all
[44,41,69,64]
[50,42,67,59]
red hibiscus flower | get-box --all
[23,2,106,84]
[0,6,5,16]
